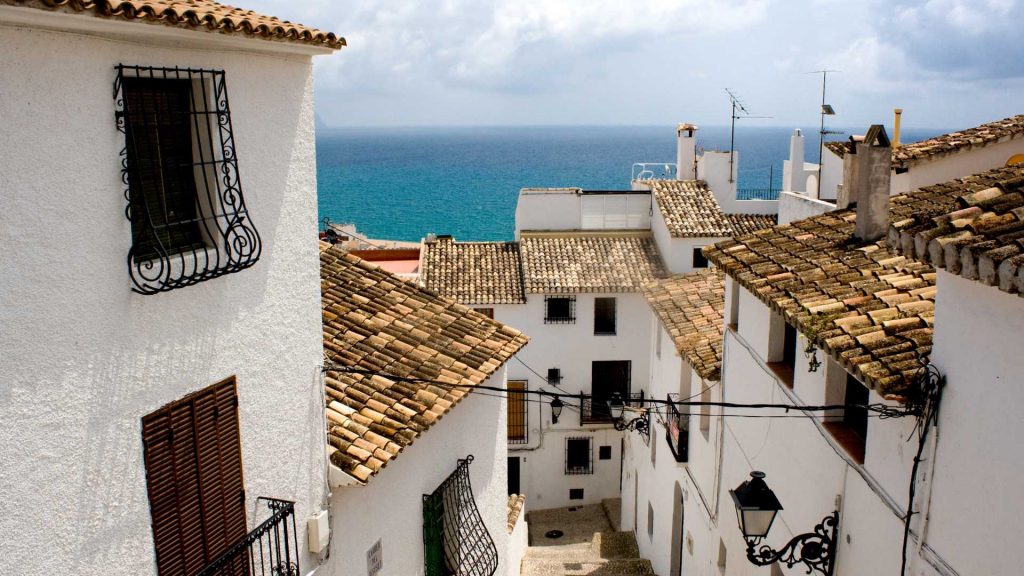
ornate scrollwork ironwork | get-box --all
[423,456,499,576]
[745,511,839,575]
[114,64,261,294]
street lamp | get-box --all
[549,396,564,424]
[730,471,839,576]
[607,393,649,434]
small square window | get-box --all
[474,307,494,319]
[693,247,709,269]
[594,297,617,335]
[565,437,593,475]
[545,296,576,324]
[547,368,562,385]
[569,488,584,500]
[647,502,655,540]
[599,445,612,460]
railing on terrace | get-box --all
[580,391,644,425]
[196,497,300,576]
[632,162,677,181]
[665,394,689,463]
[737,188,780,201]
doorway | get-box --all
[592,360,631,420]
[508,456,521,495]
[670,482,685,575]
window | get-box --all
[565,437,593,475]
[569,488,585,500]
[648,502,655,540]
[584,361,631,423]
[717,540,728,573]
[545,296,576,324]
[655,323,663,359]
[599,445,612,460]
[594,297,617,335]
[474,307,495,319]
[650,423,657,466]
[768,317,797,388]
[693,247,709,268]
[823,367,869,464]
[699,384,712,440]
[141,377,246,575]
[115,65,261,294]
[547,368,562,385]
[507,380,528,445]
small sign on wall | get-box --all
[367,539,383,576]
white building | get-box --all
[639,124,1024,575]
[782,114,1024,209]
[0,2,343,575]
[319,246,530,576]
[419,124,779,516]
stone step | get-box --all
[520,557,656,576]
[601,498,623,532]
[591,530,640,559]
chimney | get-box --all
[676,123,698,180]
[893,108,903,147]
[839,125,892,243]
[785,129,805,193]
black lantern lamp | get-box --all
[803,341,822,372]
[730,471,839,576]
[550,396,564,424]
[607,393,648,434]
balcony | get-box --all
[665,394,689,463]
[196,497,300,576]
[580,391,644,425]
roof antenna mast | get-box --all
[809,69,842,197]
[725,88,772,184]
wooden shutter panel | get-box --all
[142,377,247,576]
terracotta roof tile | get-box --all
[507,494,525,534]
[321,246,528,483]
[644,269,725,380]
[647,179,777,238]
[421,238,526,305]
[520,231,667,293]
[886,165,1024,294]
[5,0,345,49]
[825,115,1024,169]
[703,179,969,395]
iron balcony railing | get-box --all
[632,162,677,181]
[737,188,780,200]
[665,394,689,463]
[196,497,300,576]
[579,391,644,425]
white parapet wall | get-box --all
[777,191,837,225]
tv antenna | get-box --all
[726,88,772,183]
[806,69,843,197]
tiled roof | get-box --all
[5,0,346,49]
[644,269,725,380]
[520,231,667,294]
[507,494,525,534]
[321,246,528,483]
[421,237,526,305]
[887,165,1024,295]
[727,213,779,236]
[702,184,976,395]
[648,179,778,238]
[824,115,1024,169]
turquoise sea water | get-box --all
[316,125,945,242]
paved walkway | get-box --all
[521,499,656,576]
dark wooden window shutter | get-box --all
[142,378,247,576]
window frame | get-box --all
[544,295,576,324]
[594,297,617,335]
[565,437,594,475]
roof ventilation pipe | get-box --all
[893,108,903,148]
[676,123,698,181]
[839,125,892,243]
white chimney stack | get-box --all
[676,123,698,180]
[785,129,806,193]
[838,125,892,243]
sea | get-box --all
[316,125,947,242]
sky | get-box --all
[240,0,1022,130]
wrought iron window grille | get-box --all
[196,497,300,576]
[422,456,498,576]
[564,437,593,475]
[114,65,261,294]
[544,296,576,324]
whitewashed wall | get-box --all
[515,189,652,235]
[325,372,510,576]
[0,16,327,576]
[892,138,1024,194]
[923,271,1024,576]
[497,294,653,510]
[777,191,836,226]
